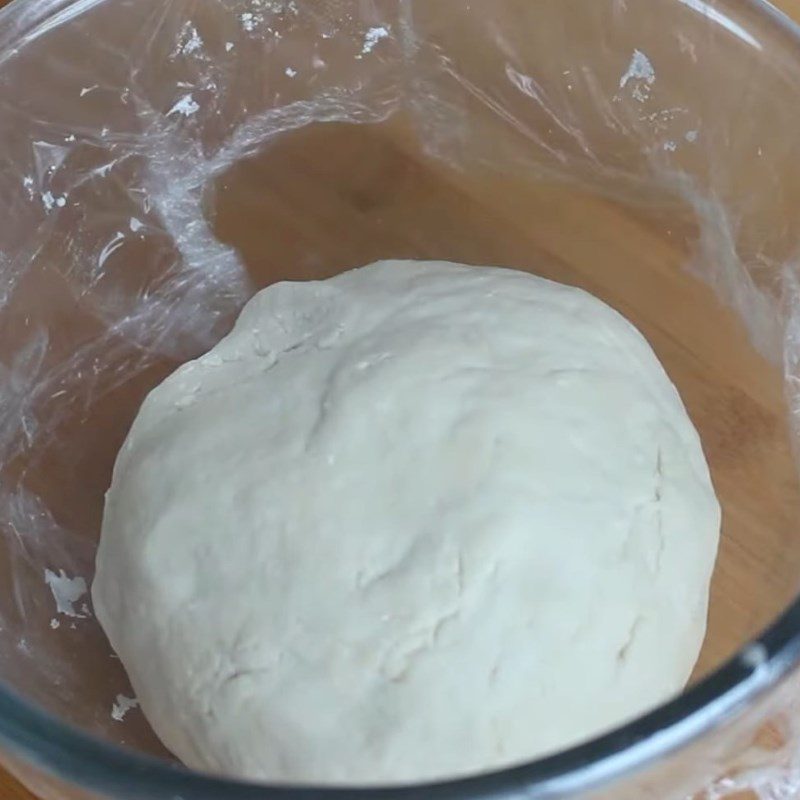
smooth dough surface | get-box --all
[93,260,720,785]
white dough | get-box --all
[92,260,720,785]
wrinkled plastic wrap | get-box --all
[3,0,800,797]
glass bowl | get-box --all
[2,0,800,797]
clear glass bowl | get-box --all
[2,0,800,797]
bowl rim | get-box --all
[2,0,800,796]
[0,601,797,799]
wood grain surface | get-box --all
[1,777,37,800]
[2,0,800,798]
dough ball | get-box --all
[92,260,720,785]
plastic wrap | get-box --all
[2,0,800,797]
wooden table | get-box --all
[3,0,800,797]
[2,775,37,800]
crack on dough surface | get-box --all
[653,446,666,573]
[616,614,645,665]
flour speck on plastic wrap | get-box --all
[2,0,800,797]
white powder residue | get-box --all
[22,175,35,199]
[663,140,677,152]
[239,11,263,32]
[44,569,88,618]
[285,67,297,78]
[79,84,98,97]
[685,129,698,143]
[111,694,139,722]
[256,0,300,14]
[40,191,67,212]
[225,41,235,52]
[619,49,655,88]
[642,107,685,126]
[167,93,200,118]
[179,23,204,56]
[360,26,389,56]
[129,217,144,232]
[50,618,60,630]
[619,49,655,103]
